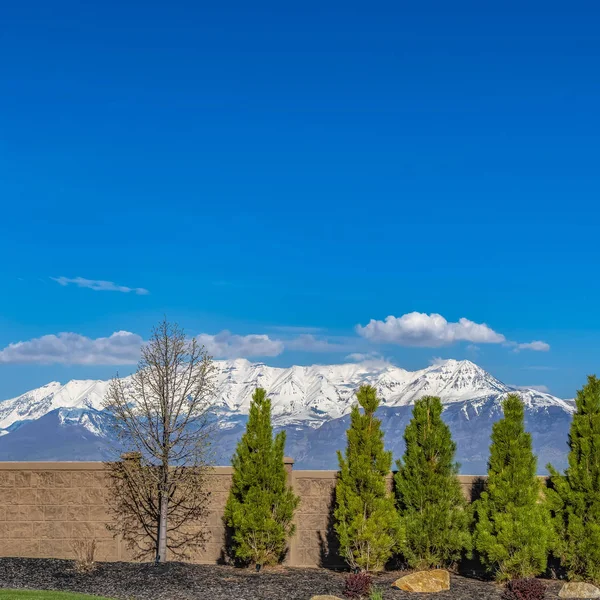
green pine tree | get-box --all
[395,396,471,569]
[473,394,551,581]
[334,385,403,572]
[547,375,600,584]
[224,387,299,566]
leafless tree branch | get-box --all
[103,319,216,562]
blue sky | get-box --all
[1,1,599,399]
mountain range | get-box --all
[0,359,575,473]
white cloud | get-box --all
[512,340,550,352]
[196,331,284,359]
[356,312,551,353]
[0,331,142,365]
[514,384,551,393]
[356,312,506,347]
[345,352,392,368]
[52,277,149,295]
[0,328,285,365]
[429,356,449,366]
[346,352,376,362]
[285,334,349,353]
[346,351,385,362]
[198,330,361,358]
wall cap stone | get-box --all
[0,462,235,474]
[0,462,107,470]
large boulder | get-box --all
[391,570,450,593]
[559,582,600,598]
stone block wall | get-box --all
[0,463,116,560]
[289,471,485,567]
[291,470,339,567]
[0,462,236,563]
[0,461,487,567]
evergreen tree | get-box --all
[224,387,299,566]
[395,396,471,569]
[334,385,403,572]
[547,375,600,583]
[473,394,551,581]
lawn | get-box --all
[0,592,113,600]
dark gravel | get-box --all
[0,558,564,600]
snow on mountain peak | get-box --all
[0,379,110,430]
[0,359,569,432]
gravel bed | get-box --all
[0,558,564,600]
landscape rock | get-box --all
[0,557,525,600]
[559,582,600,598]
[310,596,344,600]
[391,570,450,593]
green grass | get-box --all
[0,591,114,600]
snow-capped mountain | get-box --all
[0,359,575,472]
[211,358,572,425]
[0,380,110,432]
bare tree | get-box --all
[103,319,216,563]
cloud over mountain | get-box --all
[356,312,506,347]
[0,329,285,365]
[196,331,284,358]
[0,331,142,365]
[0,311,550,368]
[356,312,550,352]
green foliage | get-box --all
[334,385,403,572]
[369,589,384,600]
[395,395,471,569]
[473,394,551,581]
[547,375,600,584]
[224,387,299,566]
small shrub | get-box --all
[502,578,546,600]
[343,572,372,599]
[71,538,97,573]
[369,588,384,600]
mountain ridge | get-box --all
[0,358,570,433]
[0,358,574,472]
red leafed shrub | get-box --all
[343,572,372,599]
[502,578,546,600]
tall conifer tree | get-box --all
[334,385,402,572]
[547,375,600,583]
[224,387,299,566]
[395,396,471,569]
[473,394,551,581]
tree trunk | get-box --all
[157,490,168,563]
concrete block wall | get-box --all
[0,461,486,567]
[0,463,117,561]
[0,462,236,563]
[289,471,485,567]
